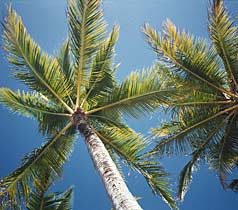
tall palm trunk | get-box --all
[72,109,143,210]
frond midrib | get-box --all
[154,105,238,151]
[171,100,234,106]
[209,1,238,88]
[143,25,238,100]
[164,49,238,99]
[76,2,88,108]
[3,93,70,117]
[81,34,114,108]
[86,89,173,114]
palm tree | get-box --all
[0,0,178,209]
[143,0,238,201]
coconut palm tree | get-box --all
[0,0,178,209]
[143,0,238,201]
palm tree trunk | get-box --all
[72,109,143,210]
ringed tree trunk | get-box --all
[72,109,143,210]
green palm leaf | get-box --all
[0,123,75,207]
[87,64,178,118]
[151,105,235,155]
[82,25,119,107]
[55,187,74,210]
[56,40,76,107]
[177,112,231,201]
[208,113,238,186]
[57,40,72,80]
[27,164,73,210]
[208,0,238,87]
[27,186,73,210]
[142,21,238,99]
[67,0,106,106]
[3,6,73,113]
[0,88,69,118]
[0,88,71,135]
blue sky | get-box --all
[0,0,238,209]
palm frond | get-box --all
[94,125,146,168]
[142,22,238,98]
[0,123,75,207]
[152,105,237,156]
[87,64,178,118]
[56,40,76,108]
[57,40,72,80]
[177,112,230,201]
[0,88,69,118]
[88,110,126,129]
[208,112,238,187]
[38,113,72,136]
[208,0,238,87]
[177,159,196,202]
[94,125,177,209]
[82,25,119,107]
[3,6,73,113]
[0,88,71,135]
[28,172,74,210]
[27,186,73,210]
[55,187,74,210]
[67,0,106,106]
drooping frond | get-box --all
[93,124,177,209]
[82,25,119,107]
[27,186,73,210]
[87,64,178,118]
[0,123,75,207]
[27,172,74,210]
[177,159,196,202]
[177,113,229,201]
[142,21,238,98]
[3,6,73,113]
[136,152,178,210]
[67,0,106,106]
[156,102,238,156]
[55,187,74,210]
[208,112,238,187]
[94,125,146,168]
[208,0,238,87]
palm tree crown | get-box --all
[143,0,238,201]
[0,0,178,209]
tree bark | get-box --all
[72,109,143,210]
